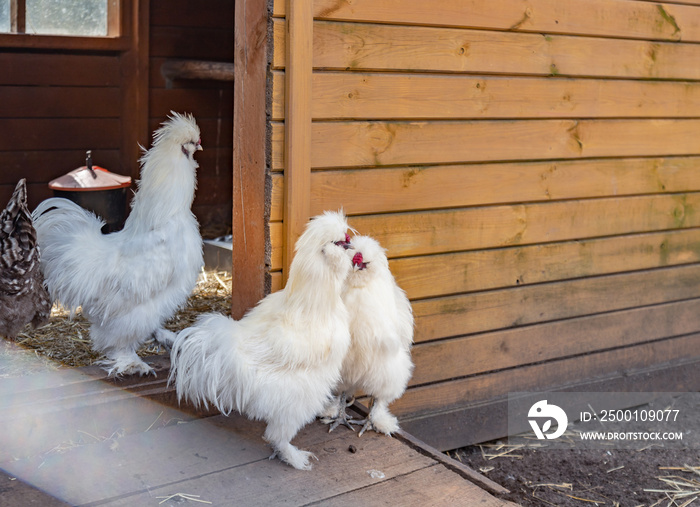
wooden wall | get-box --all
[271,0,700,450]
[149,0,234,237]
[0,48,125,211]
[0,0,235,238]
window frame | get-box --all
[0,0,127,51]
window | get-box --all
[0,0,119,37]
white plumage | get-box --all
[168,211,354,470]
[323,235,414,436]
[32,112,204,376]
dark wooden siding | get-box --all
[149,0,234,238]
[0,0,235,238]
[0,51,123,210]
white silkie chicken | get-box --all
[168,211,354,470]
[322,235,414,436]
[32,112,203,376]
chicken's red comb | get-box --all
[352,252,364,267]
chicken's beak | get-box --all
[197,143,203,151]
[351,252,365,271]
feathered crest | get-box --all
[294,210,357,255]
[142,111,200,154]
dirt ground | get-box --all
[452,393,700,506]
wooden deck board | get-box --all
[0,344,511,506]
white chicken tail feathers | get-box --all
[32,197,106,309]
[33,197,105,228]
[169,313,250,416]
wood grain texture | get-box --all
[0,53,120,87]
[119,0,150,179]
[272,71,700,120]
[402,358,700,450]
[269,157,700,219]
[409,298,700,386]
[231,0,270,318]
[0,87,120,118]
[281,0,314,284]
[390,229,700,300]
[274,0,700,42]
[271,119,700,170]
[269,194,700,268]
[347,193,700,257]
[273,19,700,80]
[412,264,700,342]
[0,119,120,152]
[394,332,700,418]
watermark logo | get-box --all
[528,400,568,440]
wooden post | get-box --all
[119,0,149,180]
[282,0,313,284]
[231,0,270,319]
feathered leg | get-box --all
[265,417,318,471]
[97,349,155,377]
[350,397,400,437]
[90,323,155,377]
[152,327,176,350]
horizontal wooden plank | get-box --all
[391,228,700,300]
[274,0,700,42]
[402,357,700,450]
[272,71,700,120]
[273,19,700,80]
[0,119,120,152]
[409,298,700,386]
[393,332,700,418]
[0,87,120,118]
[351,193,700,258]
[413,263,700,342]
[0,183,59,212]
[150,88,234,120]
[58,419,437,506]
[150,26,234,60]
[150,0,234,29]
[270,226,700,297]
[270,157,700,219]
[0,53,120,87]
[318,464,504,507]
[0,149,122,185]
[271,119,700,170]
[269,193,700,267]
[270,271,283,293]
